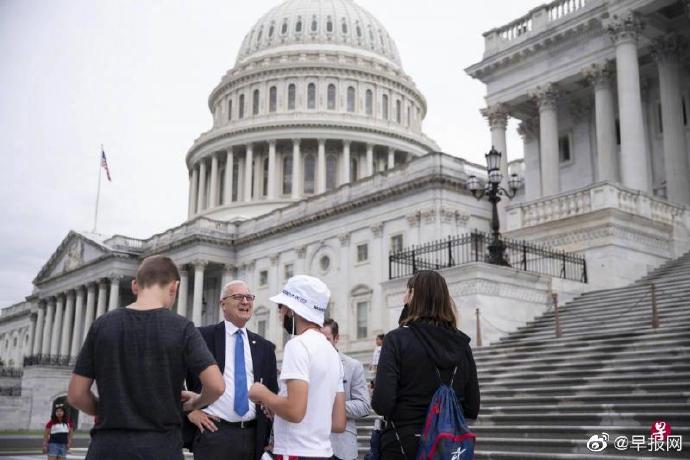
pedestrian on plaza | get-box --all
[322,318,372,460]
[369,334,384,374]
[248,275,347,460]
[183,280,278,460]
[67,255,225,460]
[43,403,73,460]
[371,270,480,459]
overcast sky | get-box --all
[0,0,543,307]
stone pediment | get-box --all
[34,231,112,283]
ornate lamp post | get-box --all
[466,146,522,266]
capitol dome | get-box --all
[236,0,402,68]
[186,0,439,221]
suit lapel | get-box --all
[247,330,261,382]
[214,322,226,374]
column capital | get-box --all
[517,118,539,141]
[292,138,301,146]
[338,232,351,247]
[268,139,277,148]
[270,255,279,266]
[109,274,123,282]
[65,289,76,300]
[605,12,644,45]
[226,146,234,154]
[480,103,509,130]
[529,83,559,112]
[222,263,236,273]
[317,138,326,146]
[406,212,420,227]
[651,35,687,64]
[342,140,351,147]
[583,61,615,89]
[296,246,307,259]
[370,222,384,238]
[192,260,208,269]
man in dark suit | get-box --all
[184,280,278,460]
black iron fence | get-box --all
[23,354,73,367]
[0,367,23,378]
[389,230,587,282]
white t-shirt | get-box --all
[273,328,345,458]
[371,345,382,366]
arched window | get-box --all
[341,20,348,34]
[327,17,333,33]
[253,89,260,115]
[232,162,239,201]
[288,84,296,110]
[350,157,359,182]
[307,83,316,109]
[295,18,302,32]
[283,155,293,195]
[396,99,402,123]
[257,26,263,43]
[356,24,362,38]
[382,94,389,120]
[218,165,225,205]
[365,89,373,115]
[269,86,277,112]
[311,16,318,32]
[281,20,288,35]
[347,86,355,113]
[304,154,315,194]
[327,84,336,110]
[262,157,269,197]
[228,99,233,121]
[407,106,411,127]
[239,94,245,118]
[326,155,338,191]
[268,23,274,37]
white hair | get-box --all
[220,280,248,300]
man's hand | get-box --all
[42,443,47,454]
[249,382,269,403]
[181,390,201,412]
[187,410,219,433]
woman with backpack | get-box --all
[371,270,480,459]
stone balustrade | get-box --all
[506,181,688,231]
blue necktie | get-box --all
[234,330,249,416]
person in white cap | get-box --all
[248,275,346,460]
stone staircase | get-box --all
[356,251,690,459]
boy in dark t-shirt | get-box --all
[67,255,225,460]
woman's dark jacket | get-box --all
[371,321,480,433]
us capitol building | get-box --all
[1,0,689,431]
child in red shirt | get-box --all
[43,404,73,459]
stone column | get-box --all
[60,290,75,357]
[188,166,198,218]
[653,35,690,205]
[481,103,510,183]
[108,276,121,311]
[317,138,326,193]
[177,267,189,318]
[366,144,374,176]
[584,62,619,182]
[69,287,85,358]
[50,295,64,356]
[197,159,207,212]
[268,140,277,199]
[530,84,560,196]
[606,13,650,192]
[244,144,254,202]
[96,280,108,318]
[32,303,45,355]
[219,264,235,322]
[387,147,395,170]
[41,298,54,355]
[291,139,301,199]
[192,261,206,326]
[82,283,96,343]
[342,141,351,184]
[517,119,541,200]
[224,148,234,205]
[209,153,219,208]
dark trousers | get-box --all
[380,429,420,460]
[192,423,256,460]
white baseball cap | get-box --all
[270,275,331,327]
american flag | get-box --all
[101,148,112,182]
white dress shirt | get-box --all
[203,320,256,422]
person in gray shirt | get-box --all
[322,319,372,460]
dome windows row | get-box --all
[214,80,422,131]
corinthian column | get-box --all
[653,35,690,205]
[268,140,277,199]
[342,141,351,184]
[96,280,108,318]
[584,62,619,182]
[192,261,206,326]
[530,84,560,196]
[317,139,326,194]
[108,276,121,311]
[50,295,64,356]
[42,298,55,355]
[366,144,374,177]
[69,287,85,358]
[177,267,189,318]
[82,283,96,343]
[60,290,75,357]
[197,159,207,212]
[188,166,198,218]
[209,153,219,208]
[33,303,45,355]
[224,148,234,205]
[244,144,254,202]
[481,103,510,183]
[606,12,650,192]
[291,139,301,199]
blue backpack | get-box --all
[410,327,476,460]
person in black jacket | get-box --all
[371,270,480,459]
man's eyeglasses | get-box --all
[222,294,256,302]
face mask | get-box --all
[283,311,295,335]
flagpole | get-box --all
[93,145,103,233]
